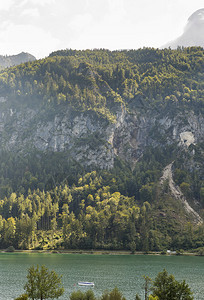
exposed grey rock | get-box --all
[160,162,203,225]
[0,98,203,169]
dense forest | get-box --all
[0,47,203,118]
[0,47,203,251]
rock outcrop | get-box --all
[0,98,203,169]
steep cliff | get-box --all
[1,96,203,168]
[0,47,203,217]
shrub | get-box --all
[14,294,28,300]
[5,246,15,252]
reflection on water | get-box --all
[0,253,203,300]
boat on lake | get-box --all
[78,282,95,287]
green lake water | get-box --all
[0,253,203,300]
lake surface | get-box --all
[0,253,203,300]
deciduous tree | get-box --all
[150,269,193,300]
[24,265,64,300]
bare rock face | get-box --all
[0,98,203,169]
[163,8,204,49]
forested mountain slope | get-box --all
[0,52,36,69]
[0,47,203,251]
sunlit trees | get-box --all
[70,290,96,300]
[0,47,203,251]
[101,287,126,300]
[150,269,193,300]
[24,265,64,300]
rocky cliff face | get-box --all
[0,97,203,170]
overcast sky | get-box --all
[0,0,203,58]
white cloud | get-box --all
[21,0,55,6]
[0,23,60,58]
[56,0,204,51]
[68,0,129,49]
[21,8,40,17]
[0,0,14,10]
[68,13,93,32]
[0,0,203,57]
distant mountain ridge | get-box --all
[163,8,204,49]
[0,52,36,68]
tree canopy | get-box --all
[150,269,193,300]
[0,48,203,252]
[24,265,64,300]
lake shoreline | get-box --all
[0,249,198,256]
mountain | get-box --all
[0,48,203,251]
[163,8,204,49]
[0,52,36,69]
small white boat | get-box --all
[78,282,95,287]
